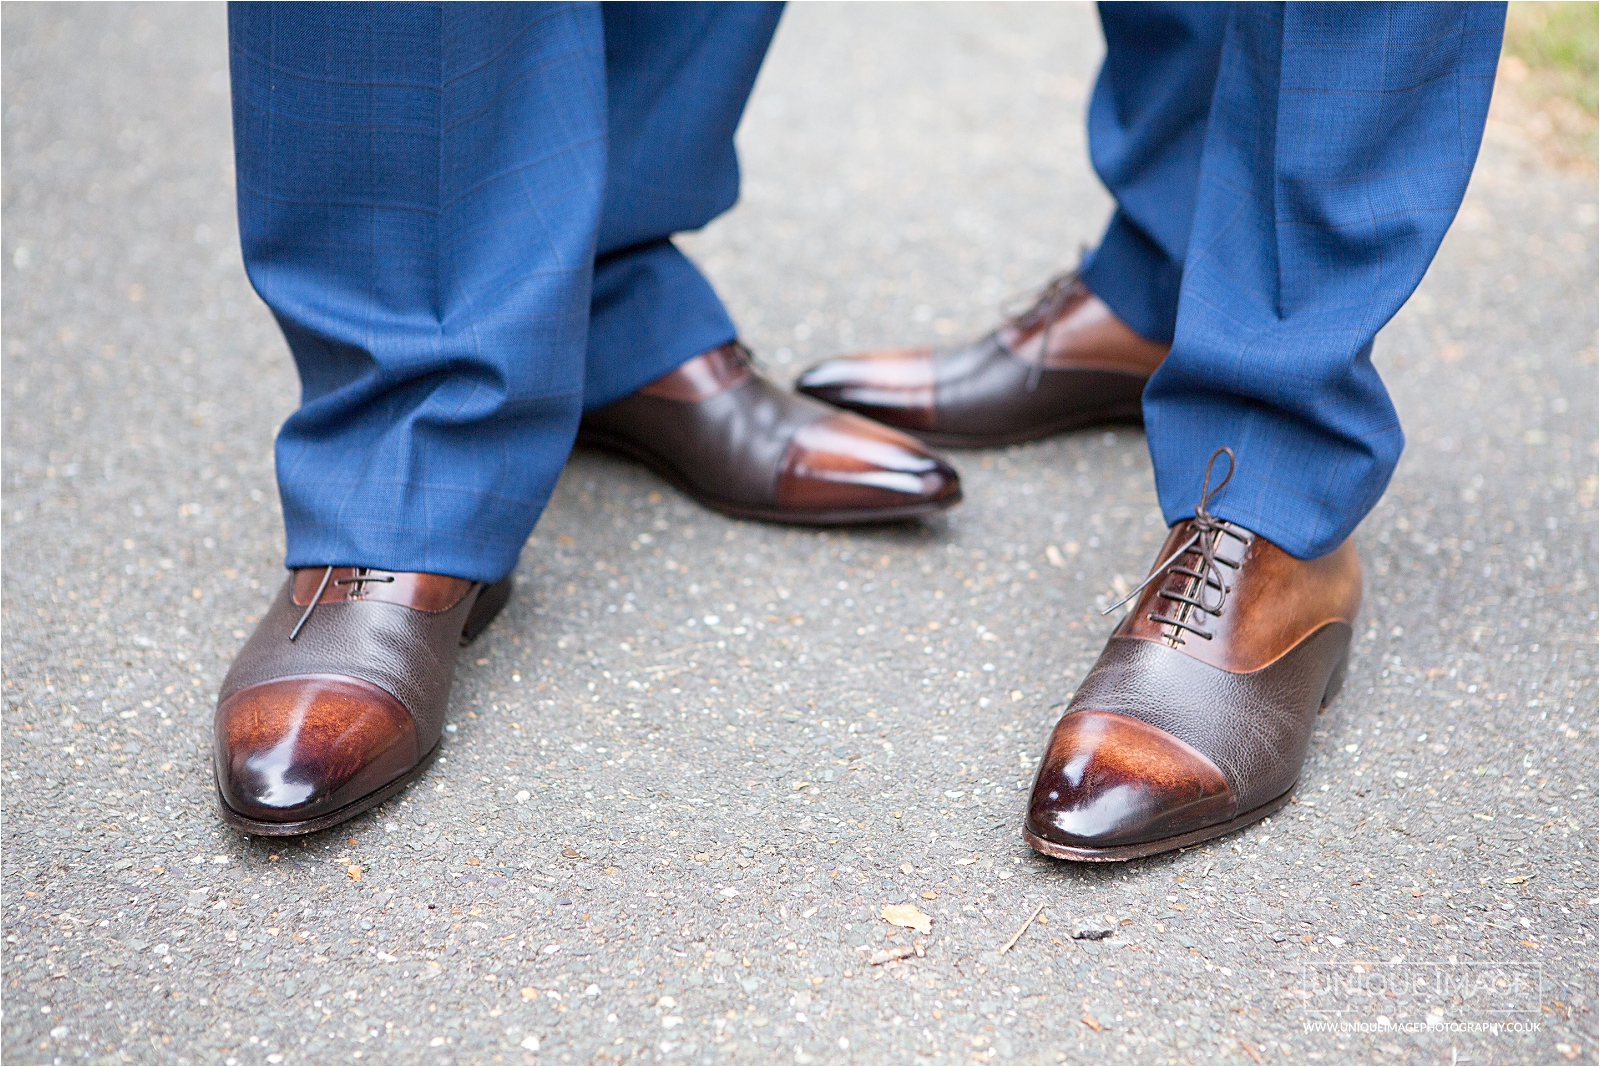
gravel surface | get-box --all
[4,4,1596,1065]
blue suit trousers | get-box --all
[1081,3,1504,558]
[229,2,782,582]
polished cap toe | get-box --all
[1026,710,1232,850]
[776,411,960,515]
[214,675,419,824]
[794,349,936,432]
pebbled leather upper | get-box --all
[220,575,481,746]
[1065,625,1352,815]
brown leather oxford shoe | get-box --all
[579,341,961,523]
[796,271,1167,448]
[1025,451,1361,861]
[214,567,511,835]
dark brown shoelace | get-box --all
[1103,447,1247,645]
[287,566,396,642]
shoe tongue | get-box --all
[1114,521,1251,624]
[292,568,472,612]
[1187,519,1252,568]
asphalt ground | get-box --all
[3,3,1596,1065]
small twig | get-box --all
[997,901,1047,955]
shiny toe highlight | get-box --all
[214,675,419,824]
[776,412,960,512]
[1026,710,1232,849]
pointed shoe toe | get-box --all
[1024,710,1233,860]
[214,675,423,832]
[775,411,961,519]
[794,349,937,433]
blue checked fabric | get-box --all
[230,2,782,582]
[1083,2,1504,558]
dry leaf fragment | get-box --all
[1504,873,1535,885]
[881,903,932,934]
[346,864,362,882]
[520,987,538,1001]
[921,890,938,900]
[1081,1014,1102,1031]
[561,848,580,858]
[464,857,481,866]
[1239,1038,1263,1063]
[868,944,915,966]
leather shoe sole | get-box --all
[1023,784,1295,862]
[907,394,1144,450]
[218,739,443,837]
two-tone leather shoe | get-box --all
[579,341,961,524]
[214,566,512,835]
[1024,450,1361,861]
[795,270,1167,448]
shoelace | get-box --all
[1101,447,1245,644]
[287,566,396,642]
[730,340,767,375]
[1002,269,1089,393]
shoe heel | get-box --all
[1320,649,1349,709]
[460,575,513,646]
